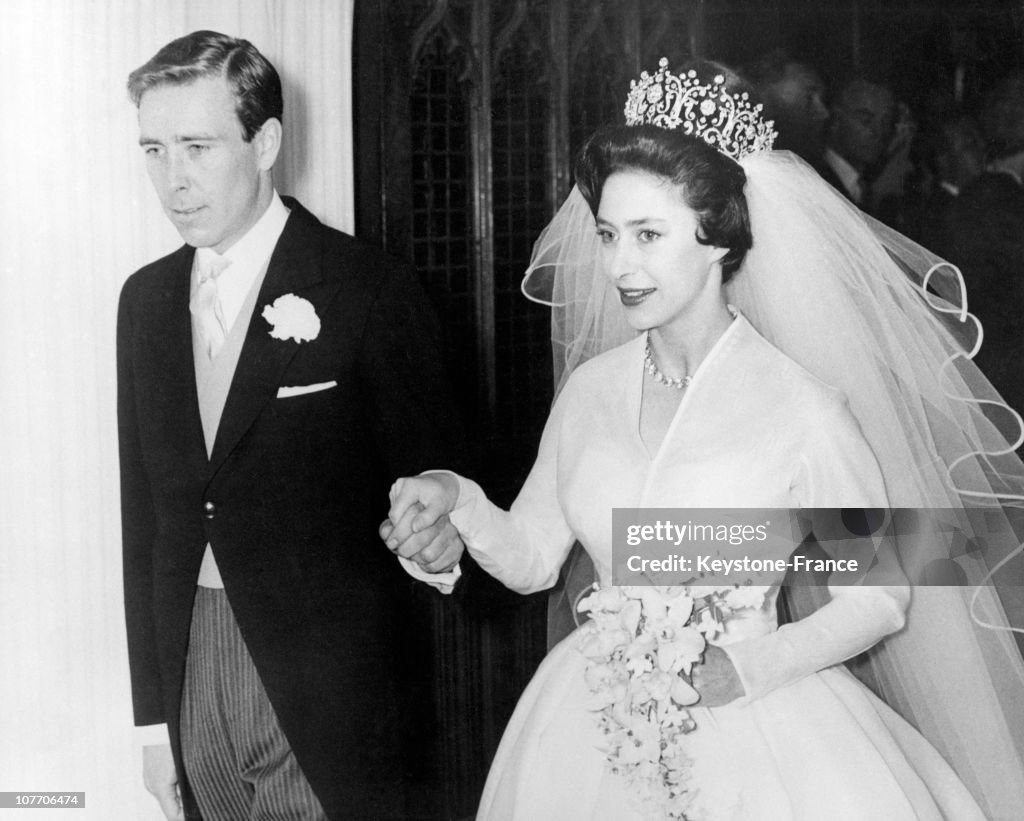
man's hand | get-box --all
[381,474,463,572]
[380,512,464,573]
[690,645,745,708]
[143,744,183,820]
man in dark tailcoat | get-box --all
[118,30,464,820]
[820,77,897,213]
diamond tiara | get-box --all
[624,58,776,161]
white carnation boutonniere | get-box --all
[262,294,321,343]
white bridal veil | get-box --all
[523,146,1024,816]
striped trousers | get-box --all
[180,587,327,820]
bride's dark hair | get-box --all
[574,123,753,282]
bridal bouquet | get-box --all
[576,584,769,820]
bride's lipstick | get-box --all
[618,287,655,307]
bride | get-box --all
[383,60,1024,819]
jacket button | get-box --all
[204,501,216,519]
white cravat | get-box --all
[190,251,232,359]
[193,196,291,590]
[194,250,231,589]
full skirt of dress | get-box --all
[476,629,985,821]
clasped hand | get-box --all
[379,473,463,573]
[379,476,744,705]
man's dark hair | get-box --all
[742,48,798,89]
[127,30,282,142]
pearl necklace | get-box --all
[644,306,739,390]
[644,333,692,390]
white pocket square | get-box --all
[276,380,338,398]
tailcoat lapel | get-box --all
[207,201,338,477]
[151,245,210,479]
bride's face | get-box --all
[596,170,727,334]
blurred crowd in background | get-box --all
[741,50,1024,419]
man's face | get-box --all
[771,64,828,126]
[138,74,276,253]
[830,81,896,170]
[765,63,829,156]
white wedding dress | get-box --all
[450,315,986,820]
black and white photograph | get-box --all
[3,1,1024,819]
